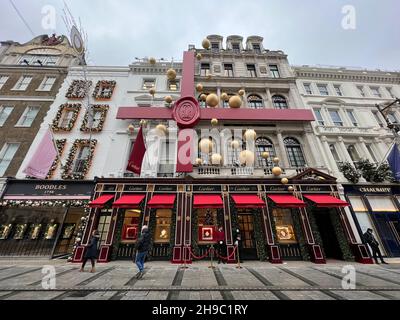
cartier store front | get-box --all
[0,179,94,258]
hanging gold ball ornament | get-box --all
[199,138,212,153]
[211,118,218,126]
[272,167,283,177]
[128,124,135,132]
[202,38,211,49]
[231,140,240,150]
[156,124,168,135]
[288,186,295,192]
[238,89,246,97]
[206,93,219,108]
[200,94,207,101]
[196,158,203,166]
[164,96,173,104]
[149,88,156,96]
[211,153,222,165]
[221,93,229,101]
[167,68,177,80]
[229,95,242,108]
[139,119,147,126]
[262,152,270,159]
[149,57,156,65]
[281,178,289,185]
[196,83,204,92]
[273,157,280,164]
[196,53,203,60]
[244,129,257,141]
[239,150,255,166]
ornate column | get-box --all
[265,88,272,109]
[320,136,340,173]
[276,130,290,168]
[337,136,354,164]
[357,137,374,162]
[374,137,390,160]
[303,128,323,168]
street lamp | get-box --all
[376,98,400,134]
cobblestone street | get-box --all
[0,259,400,300]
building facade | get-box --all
[295,65,400,257]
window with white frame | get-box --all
[284,137,306,167]
[247,94,263,109]
[0,76,9,90]
[247,64,257,78]
[16,106,40,127]
[0,143,20,176]
[0,106,13,127]
[357,86,365,97]
[168,79,179,91]
[303,83,312,95]
[317,84,329,96]
[372,111,384,127]
[334,85,343,96]
[13,76,33,91]
[200,63,211,76]
[142,79,155,90]
[346,110,358,127]
[347,145,360,162]
[73,146,90,173]
[60,109,75,128]
[252,43,261,54]
[269,65,280,78]
[232,43,240,53]
[329,144,341,162]
[19,55,58,66]
[329,110,343,126]
[370,87,381,98]
[272,95,288,109]
[211,42,220,52]
[313,109,325,125]
[366,144,378,162]
[38,76,56,91]
[256,137,276,167]
[224,64,234,77]
[388,112,399,124]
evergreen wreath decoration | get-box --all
[338,161,361,183]
[92,80,116,100]
[66,80,92,99]
[356,159,394,183]
[51,103,81,132]
[80,104,109,133]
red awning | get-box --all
[304,195,350,208]
[112,194,146,209]
[231,195,265,208]
[89,194,114,208]
[193,195,224,209]
[147,194,176,209]
[268,195,306,208]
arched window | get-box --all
[284,137,306,167]
[247,94,263,109]
[347,145,360,162]
[256,137,276,167]
[272,95,288,109]
[222,93,235,108]
[226,137,241,166]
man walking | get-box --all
[363,228,388,264]
[135,225,151,279]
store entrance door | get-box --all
[313,209,343,260]
[238,213,258,260]
[374,213,400,257]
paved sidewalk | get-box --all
[0,259,399,300]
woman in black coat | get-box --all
[80,230,100,273]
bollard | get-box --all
[208,245,215,269]
[236,245,242,269]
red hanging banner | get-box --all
[126,127,146,174]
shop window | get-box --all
[197,208,218,243]
[272,209,298,244]
[154,209,172,243]
[121,209,141,243]
[97,211,112,246]
[366,196,398,212]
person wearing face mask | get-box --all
[363,228,388,265]
[80,230,100,273]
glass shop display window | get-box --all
[197,208,218,244]
[367,196,398,212]
[272,208,298,244]
[154,209,172,244]
[121,209,141,243]
[98,210,112,246]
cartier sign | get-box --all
[193,185,222,192]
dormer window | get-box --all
[252,43,261,54]
[211,42,220,52]
[232,43,240,53]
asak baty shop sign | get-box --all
[2,180,94,200]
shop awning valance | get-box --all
[147,194,176,209]
[304,195,349,208]
[268,195,306,208]
[193,195,224,209]
[89,194,114,208]
[112,194,146,209]
[231,195,265,208]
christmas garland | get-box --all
[46,139,67,179]
[61,139,97,180]
[290,209,310,261]
[80,105,109,133]
[66,80,92,99]
[0,200,89,208]
[92,80,116,100]
[329,209,355,261]
[338,162,361,183]
[356,159,394,183]
[51,103,81,132]
[68,207,91,262]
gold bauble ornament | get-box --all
[139,119,147,126]
[211,153,222,165]
[281,178,289,185]
[149,57,156,65]
[196,53,203,60]
[164,96,173,104]
[239,150,255,166]
[196,83,204,92]
[202,38,211,50]
[229,95,242,108]
[288,186,295,192]
[238,89,245,96]
[244,129,257,141]
[167,68,177,80]
[196,158,203,166]
[206,93,219,108]
[200,94,207,101]
[128,124,135,132]
[199,138,212,153]
[149,88,156,96]
[262,152,270,159]
[156,124,168,135]
[272,167,283,177]
[221,93,229,101]
[231,140,240,149]
[273,157,280,164]
[211,118,218,126]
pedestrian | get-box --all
[135,225,151,279]
[80,230,100,273]
[216,226,226,264]
[363,228,388,265]
[234,228,243,263]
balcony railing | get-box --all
[315,125,380,136]
[193,166,313,177]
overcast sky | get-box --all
[1,0,399,70]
